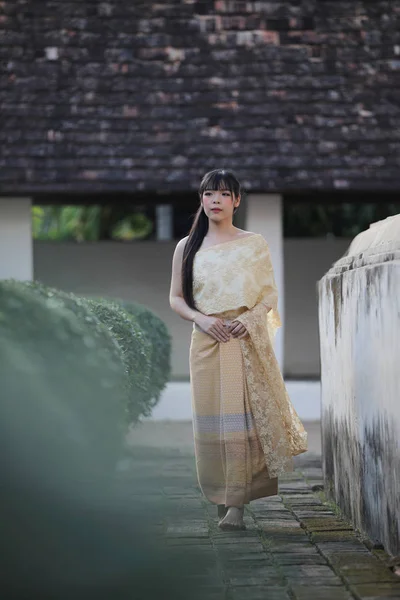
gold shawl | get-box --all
[193,233,308,478]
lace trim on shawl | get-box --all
[236,304,308,478]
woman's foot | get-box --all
[217,504,228,519]
[218,506,246,530]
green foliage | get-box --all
[0,280,126,472]
[32,205,153,241]
[284,201,400,237]
[24,280,123,362]
[111,213,153,240]
[32,206,94,241]
[22,280,127,410]
[0,282,181,597]
[82,298,153,423]
[2,279,170,424]
[117,299,172,409]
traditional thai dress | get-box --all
[189,233,308,507]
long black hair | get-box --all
[181,169,243,309]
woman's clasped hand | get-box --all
[227,319,249,339]
[195,314,249,342]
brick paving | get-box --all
[123,431,400,600]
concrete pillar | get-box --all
[0,197,33,281]
[245,194,284,368]
[155,204,173,241]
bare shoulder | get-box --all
[176,235,189,248]
[173,236,189,258]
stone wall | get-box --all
[1,1,400,194]
[318,214,400,556]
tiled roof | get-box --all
[1,1,400,194]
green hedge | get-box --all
[0,280,213,600]
[83,297,153,423]
[23,280,128,413]
[25,280,123,366]
[0,280,126,472]
[12,280,170,423]
[116,299,171,411]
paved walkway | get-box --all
[124,421,400,600]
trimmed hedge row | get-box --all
[0,280,126,472]
[2,279,171,424]
[117,299,171,413]
[83,297,153,422]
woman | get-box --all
[169,169,308,530]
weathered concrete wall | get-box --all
[318,215,400,556]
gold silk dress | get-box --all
[189,233,308,507]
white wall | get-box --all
[149,380,321,421]
[284,238,351,377]
[246,194,284,366]
[34,237,350,379]
[0,198,33,281]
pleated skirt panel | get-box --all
[189,315,278,507]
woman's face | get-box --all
[201,188,240,221]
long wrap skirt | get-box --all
[189,309,278,507]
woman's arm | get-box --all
[169,238,231,343]
[169,237,200,323]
